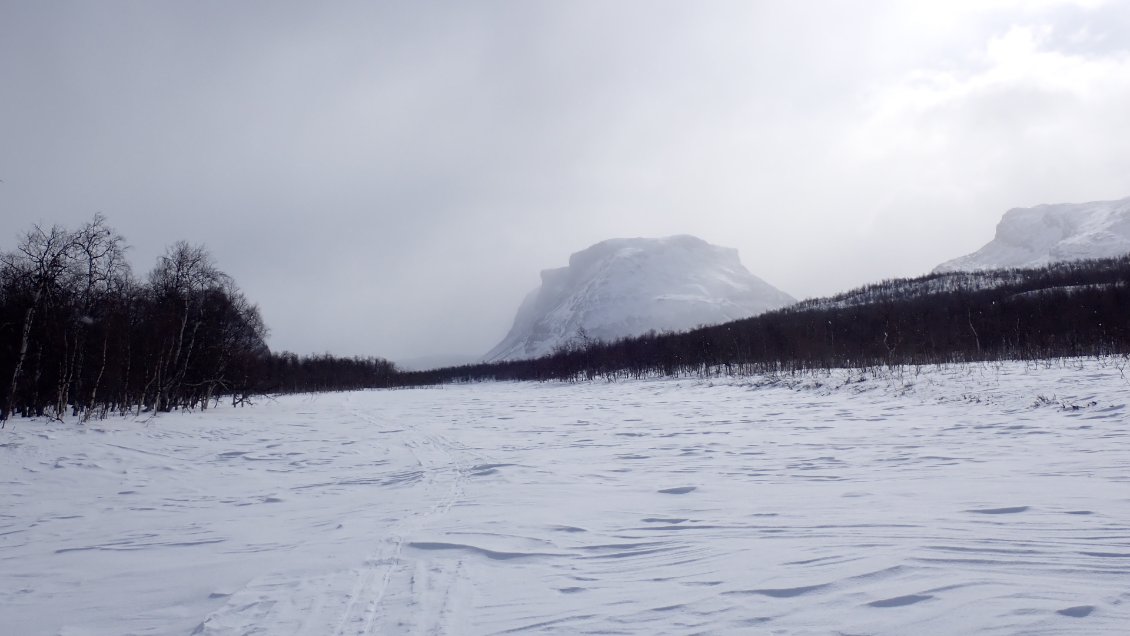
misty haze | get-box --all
[3,2,1130,635]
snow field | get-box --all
[2,359,1129,635]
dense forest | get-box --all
[0,217,394,423]
[396,256,1130,386]
[4,216,1129,422]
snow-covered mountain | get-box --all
[936,196,1130,272]
[484,235,795,362]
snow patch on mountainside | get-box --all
[485,235,795,362]
[936,196,1130,272]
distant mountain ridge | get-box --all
[936,196,1130,272]
[400,253,1130,387]
[484,235,795,362]
[395,353,481,372]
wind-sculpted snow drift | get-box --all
[3,359,1129,635]
[485,235,795,362]
[936,196,1130,272]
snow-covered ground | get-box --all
[3,359,1130,635]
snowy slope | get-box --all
[936,196,1130,272]
[485,235,795,361]
[2,360,1130,635]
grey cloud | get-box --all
[2,1,1128,361]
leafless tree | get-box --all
[2,224,76,423]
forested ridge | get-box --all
[4,216,1128,422]
[397,255,1130,386]
[0,217,394,423]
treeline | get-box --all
[6,214,1127,419]
[256,352,397,395]
[0,216,395,422]
[395,255,1130,386]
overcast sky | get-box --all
[2,1,1129,362]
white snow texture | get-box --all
[485,235,795,361]
[936,196,1130,272]
[3,360,1130,635]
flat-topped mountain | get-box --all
[936,196,1130,272]
[485,235,795,362]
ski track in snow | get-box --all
[2,359,1130,635]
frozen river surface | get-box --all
[3,360,1130,635]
